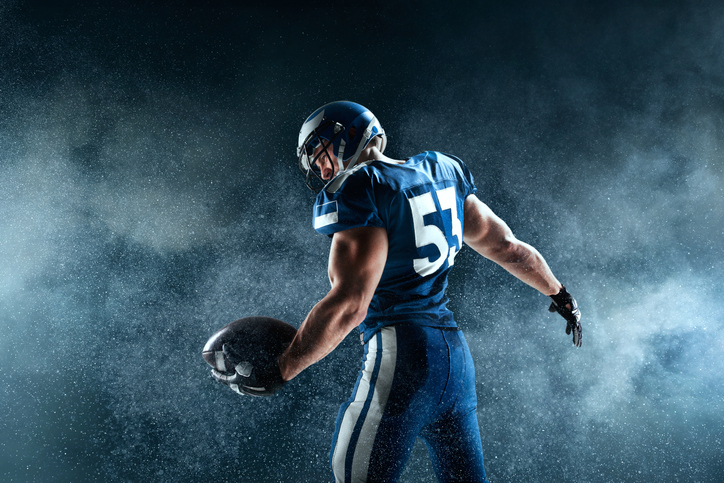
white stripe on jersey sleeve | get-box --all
[314,201,339,229]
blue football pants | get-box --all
[330,324,489,483]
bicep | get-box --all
[328,226,388,301]
[462,194,516,261]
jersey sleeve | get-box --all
[312,170,384,236]
[443,152,477,198]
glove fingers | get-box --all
[572,324,582,347]
[212,368,241,385]
[232,384,266,397]
[214,345,286,397]
[222,343,244,364]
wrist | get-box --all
[546,284,564,297]
[549,285,572,306]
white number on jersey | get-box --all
[408,187,463,277]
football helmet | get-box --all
[297,101,387,192]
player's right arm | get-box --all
[277,225,388,382]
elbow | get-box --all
[327,288,370,332]
[496,237,517,257]
[342,299,369,329]
[484,235,521,263]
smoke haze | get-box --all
[1,1,722,481]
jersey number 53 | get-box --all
[408,187,463,277]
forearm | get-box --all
[493,239,562,296]
[278,290,366,382]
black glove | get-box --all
[548,286,582,347]
[211,343,286,397]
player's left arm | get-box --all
[278,226,388,381]
[463,194,582,346]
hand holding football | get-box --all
[202,316,297,396]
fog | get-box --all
[1,1,722,481]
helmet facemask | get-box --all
[297,120,346,193]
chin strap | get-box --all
[339,117,385,173]
[336,139,346,173]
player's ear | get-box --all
[358,136,383,164]
[368,136,384,150]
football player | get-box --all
[236,101,581,482]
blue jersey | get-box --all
[313,151,477,342]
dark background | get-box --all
[1,1,722,481]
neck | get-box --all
[356,146,404,165]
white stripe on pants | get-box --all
[332,327,398,482]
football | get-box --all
[202,316,297,373]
